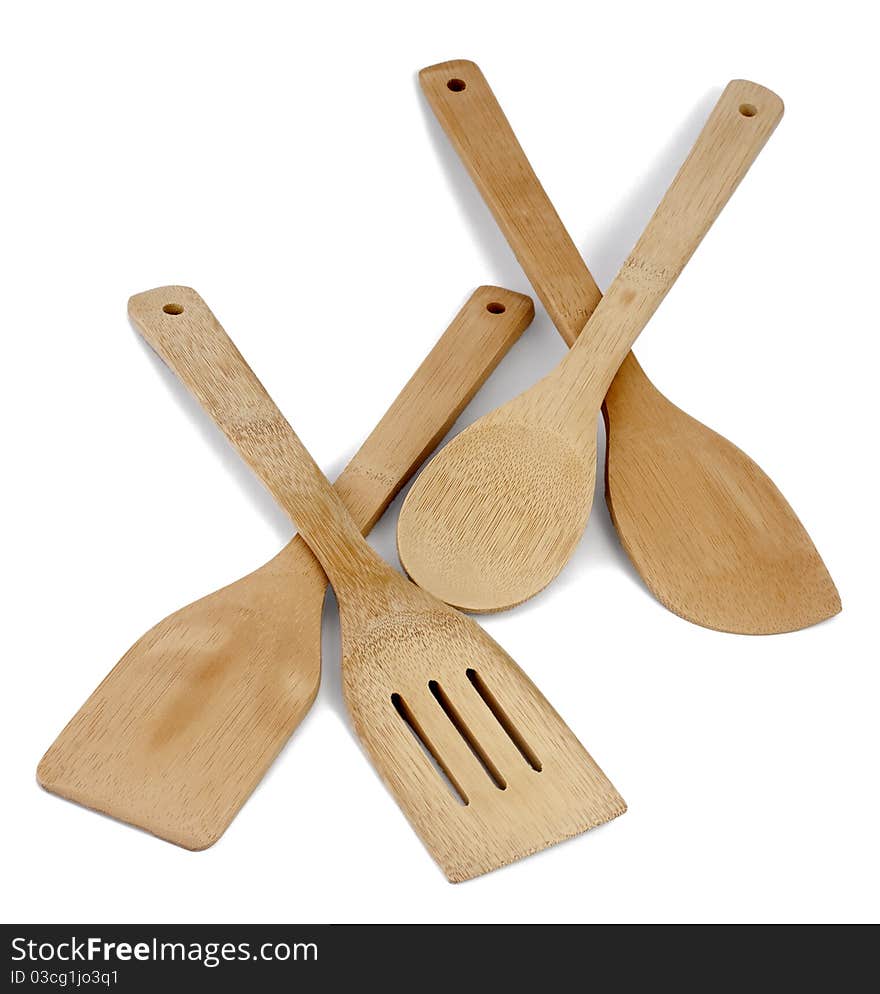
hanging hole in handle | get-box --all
[447,78,466,92]
[163,303,184,315]
[739,103,758,118]
[486,301,506,315]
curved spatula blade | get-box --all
[604,354,840,634]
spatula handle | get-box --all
[559,79,783,403]
[335,286,533,533]
[419,60,600,346]
[128,287,386,584]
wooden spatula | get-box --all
[414,61,839,634]
[397,78,785,615]
[123,286,625,881]
[37,286,533,851]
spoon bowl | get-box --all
[399,388,596,612]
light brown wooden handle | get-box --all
[420,60,600,347]
[335,285,533,533]
[560,79,784,402]
[128,286,381,584]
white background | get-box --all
[2,0,878,925]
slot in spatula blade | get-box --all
[341,592,625,882]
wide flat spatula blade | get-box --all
[37,545,324,849]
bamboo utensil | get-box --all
[398,76,788,616]
[38,286,533,850]
[121,286,625,881]
[413,60,839,633]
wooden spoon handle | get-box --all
[420,60,599,346]
[128,286,384,585]
[558,79,783,404]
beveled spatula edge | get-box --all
[36,765,224,851]
[605,505,842,636]
[446,802,628,883]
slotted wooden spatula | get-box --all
[124,286,625,881]
[398,78,787,615]
[414,60,839,634]
[38,286,533,850]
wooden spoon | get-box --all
[123,287,625,881]
[37,286,533,851]
[398,78,785,614]
[415,60,839,633]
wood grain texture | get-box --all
[602,356,841,633]
[399,77,784,613]
[416,60,839,633]
[419,60,601,346]
[121,288,625,880]
[37,286,534,850]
